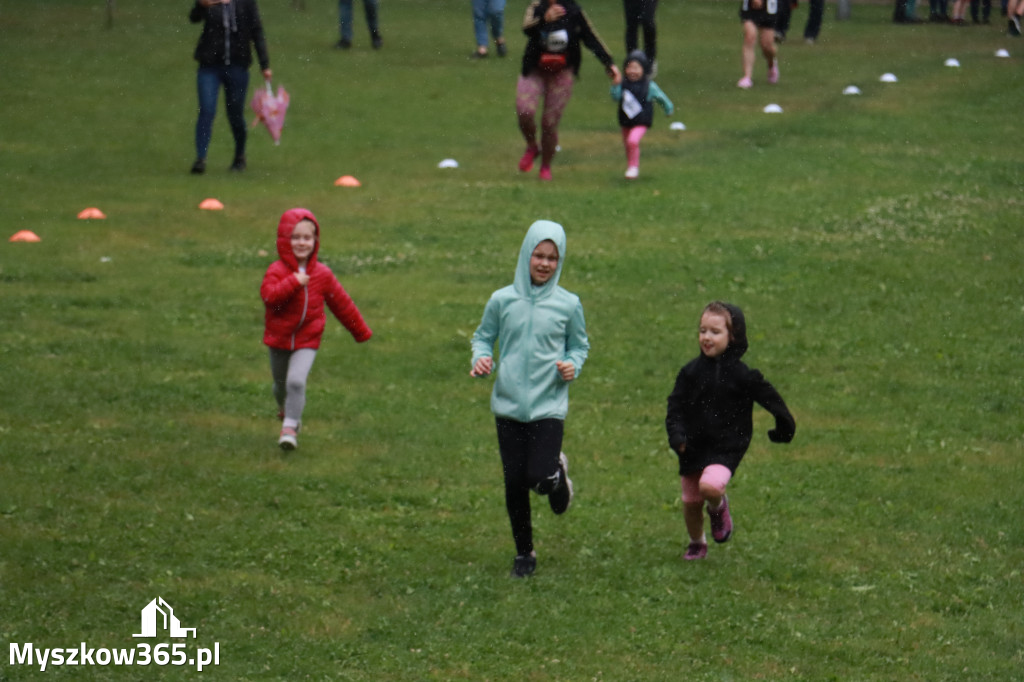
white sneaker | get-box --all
[278,427,298,451]
[624,166,639,179]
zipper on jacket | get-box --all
[290,283,309,350]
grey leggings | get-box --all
[269,347,317,429]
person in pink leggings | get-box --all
[515,0,621,181]
[665,301,796,560]
[610,50,673,179]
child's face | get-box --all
[290,220,316,263]
[624,61,645,82]
[529,240,559,285]
[699,311,731,358]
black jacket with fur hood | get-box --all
[665,303,795,476]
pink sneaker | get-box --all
[538,165,553,181]
[684,541,708,560]
[518,146,539,172]
[708,495,733,543]
[278,426,298,451]
[737,76,753,89]
[768,63,779,84]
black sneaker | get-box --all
[1010,15,1022,34]
[371,32,382,49]
[510,554,536,578]
[335,39,352,49]
[548,452,573,515]
[190,158,206,174]
[496,40,507,57]
[229,156,246,172]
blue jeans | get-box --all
[472,0,506,48]
[195,65,249,161]
[339,0,380,42]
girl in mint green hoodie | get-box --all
[471,220,590,578]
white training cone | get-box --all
[880,73,898,83]
[669,121,687,131]
[995,49,1010,58]
[944,58,961,67]
[763,103,783,114]
[437,159,459,169]
[843,85,862,95]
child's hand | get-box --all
[294,272,310,286]
[470,357,493,377]
[555,361,575,382]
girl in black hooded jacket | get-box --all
[665,301,795,560]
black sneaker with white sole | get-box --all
[510,554,536,578]
[548,452,573,515]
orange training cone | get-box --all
[199,198,225,210]
[77,207,107,220]
[9,230,41,242]
[334,175,361,187]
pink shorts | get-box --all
[680,464,732,503]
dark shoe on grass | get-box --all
[548,452,573,515]
[510,554,536,578]
[190,158,206,174]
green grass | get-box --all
[1,0,1022,680]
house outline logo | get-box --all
[132,597,197,639]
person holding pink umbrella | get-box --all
[189,0,271,174]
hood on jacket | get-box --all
[513,220,567,299]
[276,208,320,272]
[719,302,749,363]
[625,49,651,76]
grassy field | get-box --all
[1,0,1022,680]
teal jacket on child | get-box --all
[471,220,590,423]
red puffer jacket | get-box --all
[261,208,372,350]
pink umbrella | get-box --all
[251,80,289,145]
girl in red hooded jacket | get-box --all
[260,208,372,450]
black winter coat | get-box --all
[520,0,614,77]
[665,304,795,476]
[190,0,270,70]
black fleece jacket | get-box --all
[190,0,270,70]
[520,0,614,77]
[665,304,795,476]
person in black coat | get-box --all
[189,0,271,174]
[665,301,795,560]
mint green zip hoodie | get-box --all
[471,220,590,422]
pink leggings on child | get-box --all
[621,125,648,168]
[680,464,732,503]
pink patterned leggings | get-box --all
[516,69,575,167]
[621,125,648,168]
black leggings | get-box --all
[624,0,659,62]
[495,417,564,556]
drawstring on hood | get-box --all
[711,301,749,364]
[276,208,320,273]
[512,220,567,300]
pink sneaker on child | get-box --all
[518,146,539,172]
[684,541,708,560]
[538,165,553,181]
[737,76,753,89]
[278,427,298,451]
[768,63,779,84]
[708,495,733,543]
